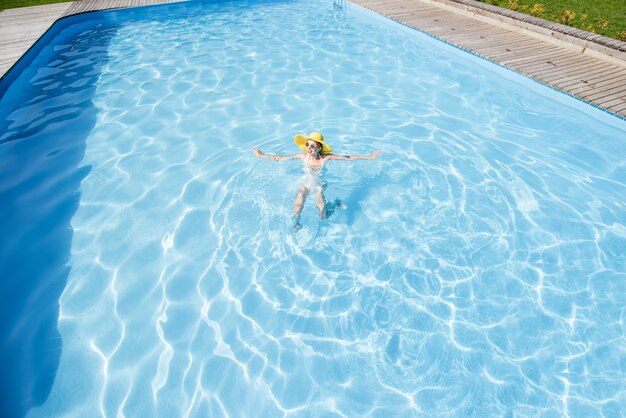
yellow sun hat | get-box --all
[294,131,333,153]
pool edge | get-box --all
[348,0,626,121]
[0,0,188,84]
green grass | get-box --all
[0,0,72,11]
[477,0,626,41]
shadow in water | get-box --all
[343,171,387,227]
[0,12,113,418]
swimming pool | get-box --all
[1,0,625,416]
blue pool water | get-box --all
[1,0,625,416]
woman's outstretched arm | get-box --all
[325,150,381,161]
[252,148,303,161]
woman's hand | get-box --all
[252,147,264,157]
[370,150,381,159]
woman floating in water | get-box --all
[252,132,381,225]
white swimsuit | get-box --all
[300,156,326,191]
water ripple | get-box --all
[4,0,624,417]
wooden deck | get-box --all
[0,2,72,77]
[62,0,182,16]
[352,0,626,117]
[1,0,626,118]
[0,0,183,79]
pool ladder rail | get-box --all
[333,0,346,10]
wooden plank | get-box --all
[610,100,626,110]
[552,78,613,95]
[515,59,576,75]
[608,101,626,113]
[588,98,626,112]
[537,62,619,82]
[498,47,565,65]
[586,81,626,98]
[568,77,626,96]
[594,97,626,108]
[377,5,424,16]
[435,24,488,37]
[446,37,498,48]
[539,75,610,92]
[483,45,551,62]
[569,80,624,96]
[403,16,458,28]
[558,69,626,90]
[380,8,418,18]
[444,29,507,43]
[439,21,490,31]
[523,56,600,75]
[584,85,626,102]
[403,15,465,26]
[455,41,509,53]
[545,70,624,90]
[564,67,624,87]
[456,35,527,50]
[471,38,544,54]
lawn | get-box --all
[477,0,626,40]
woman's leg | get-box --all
[294,186,310,221]
[315,188,327,219]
